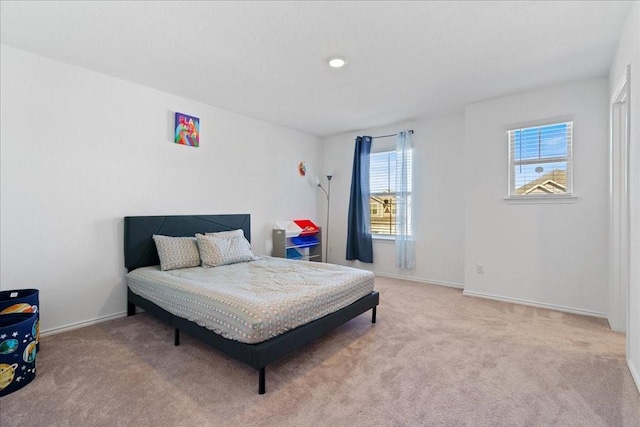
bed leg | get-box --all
[372,306,377,324]
[127,302,136,316]
[259,368,266,395]
[174,328,180,346]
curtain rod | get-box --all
[371,130,414,139]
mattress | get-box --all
[125,257,375,344]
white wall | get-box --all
[609,1,640,392]
[320,114,466,287]
[0,46,321,333]
[463,78,610,317]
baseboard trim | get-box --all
[41,311,128,337]
[628,359,640,395]
[462,290,607,319]
[373,272,464,289]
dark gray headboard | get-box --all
[124,214,251,271]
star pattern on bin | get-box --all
[15,376,23,383]
[11,331,18,337]
[0,334,6,339]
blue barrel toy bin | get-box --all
[0,313,38,397]
[0,289,39,352]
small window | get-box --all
[369,150,412,236]
[508,121,572,198]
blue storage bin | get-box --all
[0,289,39,352]
[291,235,319,248]
[286,248,304,259]
[0,313,38,397]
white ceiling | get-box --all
[0,1,632,137]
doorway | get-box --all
[609,65,630,337]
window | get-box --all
[369,150,413,236]
[508,121,572,198]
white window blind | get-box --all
[508,121,573,197]
[369,150,413,235]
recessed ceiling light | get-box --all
[328,56,348,68]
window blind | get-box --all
[508,121,572,196]
[369,150,413,235]
[370,151,413,193]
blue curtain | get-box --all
[346,136,373,263]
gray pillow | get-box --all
[152,235,201,271]
[196,231,254,267]
[204,229,244,238]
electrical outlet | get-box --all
[476,263,484,274]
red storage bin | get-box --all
[293,219,319,235]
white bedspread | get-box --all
[126,257,375,344]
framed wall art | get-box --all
[174,112,200,147]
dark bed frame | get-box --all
[124,214,379,394]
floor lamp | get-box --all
[315,175,332,262]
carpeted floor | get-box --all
[1,276,639,426]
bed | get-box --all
[124,214,379,394]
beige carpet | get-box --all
[1,276,639,426]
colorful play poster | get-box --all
[175,113,200,147]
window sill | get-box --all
[504,195,578,204]
[372,235,395,242]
